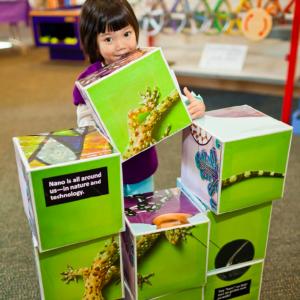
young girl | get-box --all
[73,0,205,196]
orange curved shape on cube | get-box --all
[152,213,192,229]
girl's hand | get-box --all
[183,87,206,120]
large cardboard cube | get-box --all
[121,188,209,300]
[204,260,264,300]
[206,204,271,273]
[34,234,124,300]
[181,105,292,214]
[13,126,123,251]
[177,177,272,272]
[76,48,191,161]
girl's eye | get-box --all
[124,31,132,38]
[105,37,112,43]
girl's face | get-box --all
[97,25,137,65]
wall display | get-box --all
[181,105,292,214]
[139,0,232,36]
[13,126,123,251]
[204,260,264,300]
[137,0,294,39]
[242,8,272,41]
[121,188,209,300]
[76,48,191,161]
[177,178,272,272]
[35,234,124,300]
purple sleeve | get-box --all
[122,147,158,184]
[73,84,85,106]
[73,62,102,106]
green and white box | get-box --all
[125,283,204,300]
[204,260,264,300]
[34,234,123,300]
[13,126,123,251]
[122,188,209,300]
[76,48,191,161]
[181,105,292,214]
[177,178,272,272]
[206,204,271,272]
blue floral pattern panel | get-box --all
[181,124,222,212]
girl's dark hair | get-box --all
[80,0,139,64]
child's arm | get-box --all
[182,87,205,120]
[76,104,96,127]
[170,69,205,120]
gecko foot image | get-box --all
[61,238,120,300]
[123,86,180,159]
[136,226,202,290]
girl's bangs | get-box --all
[98,10,131,33]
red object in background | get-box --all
[282,0,300,124]
[147,35,155,47]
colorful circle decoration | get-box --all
[242,8,273,41]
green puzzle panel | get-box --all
[87,50,191,156]
[31,155,122,250]
[38,235,123,300]
[207,203,272,271]
[220,130,291,213]
[137,224,209,300]
[205,262,263,300]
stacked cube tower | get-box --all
[122,188,210,299]
[13,48,293,299]
[179,105,292,299]
[13,127,126,299]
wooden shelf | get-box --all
[30,8,84,60]
[29,8,80,18]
